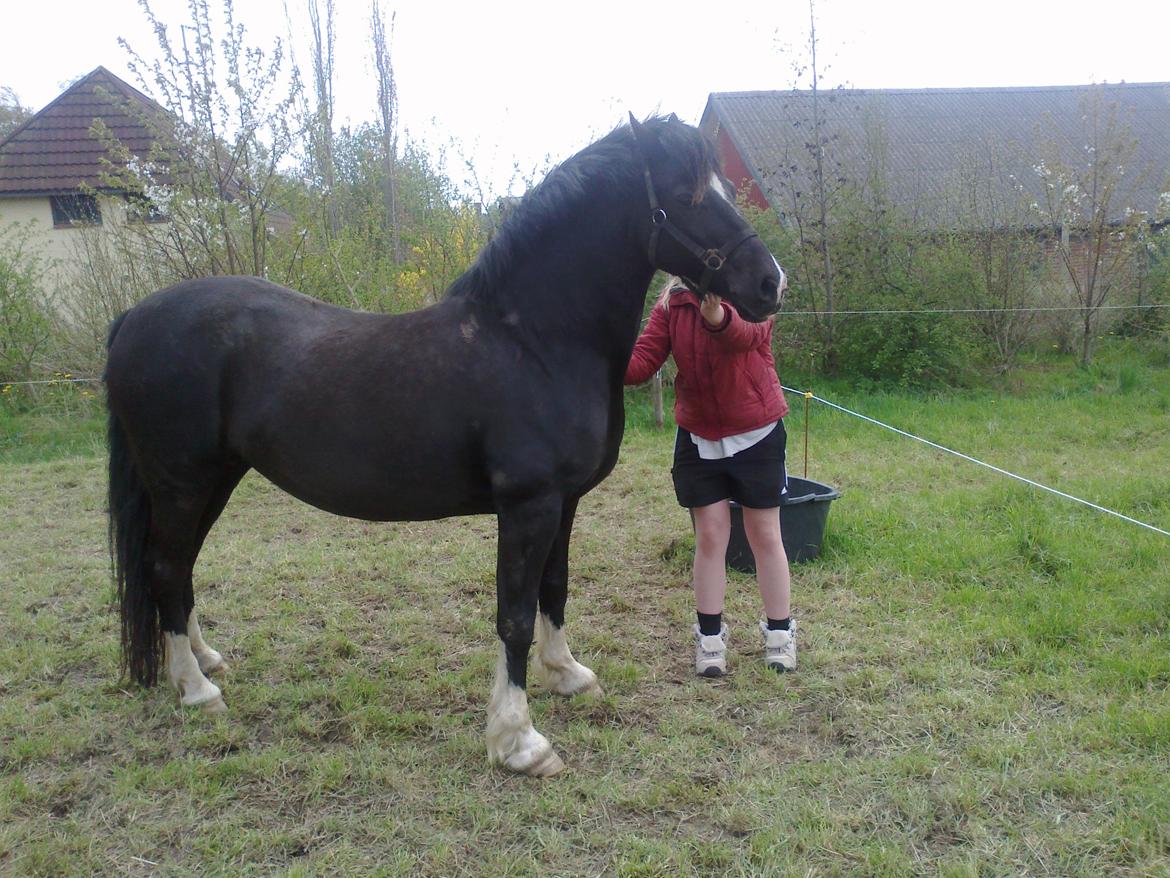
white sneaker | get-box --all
[693,624,728,677]
[760,620,796,672]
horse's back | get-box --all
[109,276,339,354]
[105,278,351,471]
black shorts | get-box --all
[671,421,787,509]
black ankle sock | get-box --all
[766,617,791,631]
[697,612,722,636]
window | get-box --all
[50,194,101,227]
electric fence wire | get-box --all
[2,377,101,386]
[8,304,1167,387]
[776,303,1170,317]
[783,384,1170,538]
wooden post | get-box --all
[652,370,664,430]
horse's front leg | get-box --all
[533,498,603,698]
[486,494,566,777]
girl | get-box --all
[625,278,795,675]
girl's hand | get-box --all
[700,294,725,327]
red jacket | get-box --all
[625,287,788,440]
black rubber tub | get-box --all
[726,476,840,571]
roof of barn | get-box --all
[702,83,1170,227]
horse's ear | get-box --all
[667,112,679,123]
[627,113,655,154]
[629,112,648,147]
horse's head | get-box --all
[629,113,784,322]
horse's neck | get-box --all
[484,203,653,356]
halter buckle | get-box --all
[703,250,725,271]
[651,208,668,226]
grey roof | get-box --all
[704,83,1170,228]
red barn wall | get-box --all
[714,128,770,212]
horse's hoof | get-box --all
[203,659,230,676]
[493,729,566,778]
[545,665,603,698]
[181,690,227,714]
[516,748,565,778]
[575,678,604,698]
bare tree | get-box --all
[1030,89,1155,367]
[115,0,303,278]
[805,0,836,348]
[371,1,401,262]
[764,0,852,371]
[307,0,338,235]
[0,86,32,139]
[950,141,1044,372]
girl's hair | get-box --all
[655,276,687,311]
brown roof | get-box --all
[0,66,168,197]
[702,83,1170,227]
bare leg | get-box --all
[741,506,791,620]
[692,501,732,614]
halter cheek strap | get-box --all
[640,164,759,298]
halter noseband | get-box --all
[640,160,758,298]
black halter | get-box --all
[640,161,759,298]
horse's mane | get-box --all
[447,115,719,303]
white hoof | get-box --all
[199,694,228,714]
[542,663,603,697]
[197,650,228,675]
[179,679,224,712]
[489,725,564,777]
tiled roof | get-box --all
[0,66,168,196]
[704,83,1170,227]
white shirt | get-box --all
[690,420,779,460]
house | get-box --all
[700,83,1170,230]
[0,66,170,283]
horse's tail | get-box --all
[106,311,162,687]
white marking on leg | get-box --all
[485,644,563,777]
[166,633,225,713]
[533,613,602,697]
[187,610,227,674]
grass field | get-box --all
[1,350,1168,877]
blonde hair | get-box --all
[655,276,687,312]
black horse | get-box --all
[105,114,784,776]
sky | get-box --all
[3,0,1169,196]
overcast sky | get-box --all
[3,0,1168,196]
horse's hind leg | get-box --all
[533,499,602,698]
[184,465,248,676]
[148,489,229,712]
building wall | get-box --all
[0,194,144,292]
[714,128,770,212]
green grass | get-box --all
[2,355,1168,877]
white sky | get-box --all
[3,0,1168,196]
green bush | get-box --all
[0,222,54,385]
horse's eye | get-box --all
[673,192,694,207]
